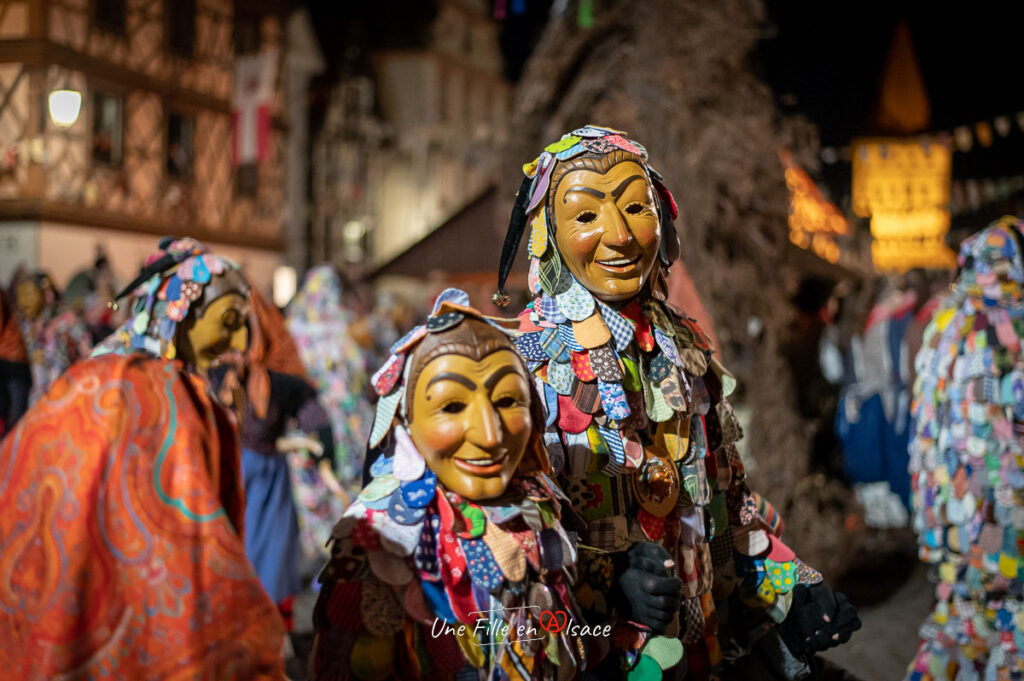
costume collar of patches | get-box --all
[515,276,729,478]
[350,455,575,622]
[93,237,244,360]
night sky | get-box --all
[303,0,1024,190]
[758,0,1024,149]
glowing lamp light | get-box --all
[48,89,82,127]
[852,137,956,271]
[780,151,849,265]
[272,266,297,308]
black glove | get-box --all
[613,542,683,635]
[777,584,861,656]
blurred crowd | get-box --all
[783,268,952,531]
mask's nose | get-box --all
[230,326,249,354]
[466,394,502,449]
[602,206,634,247]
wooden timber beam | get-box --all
[0,38,232,114]
[0,198,284,251]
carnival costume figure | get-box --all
[311,290,585,681]
[12,270,92,403]
[287,265,376,496]
[493,126,860,679]
[907,217,1024,680]
[0,237,287,680]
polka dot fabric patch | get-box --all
[372,352,405,396]
[764,558,797,594]
[529,208,549,257]
[461,537,505,591]
[571,350,596,382]
[426,311,464,332]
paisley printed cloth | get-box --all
[0,354,286,680]
[286,266,375,494]
[906,217,1024,681]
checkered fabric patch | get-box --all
[680,597,705,645]
[538,294,567,324]
[709,531,734,568]
[539,326,570,362]
[597,299,635,352]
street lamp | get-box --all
[48,89,82,127]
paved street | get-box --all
[820,561,933,681]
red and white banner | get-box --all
[232,51,277,166]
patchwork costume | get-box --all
[907,217,1024,679]
[495,126,853,679]
[311,291,585,681]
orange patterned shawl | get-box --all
[0,354,286,680]
[246,286,308,418]
[0,289,27,363]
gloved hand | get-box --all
[777,583,861,656]
[614,542,683,635]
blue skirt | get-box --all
[241,448,302,603]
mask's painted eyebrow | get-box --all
[484,365,518,391]
[562,186,605,203]
[426,372,477,391]
[610,175,645,199]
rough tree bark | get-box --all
[503,0,861,576]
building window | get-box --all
[236,163,258,197]
[234,16,260,55]
[166,112,194,180]
[94,0,126,32]
[166,0,196,56]
[92,91,124,166]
